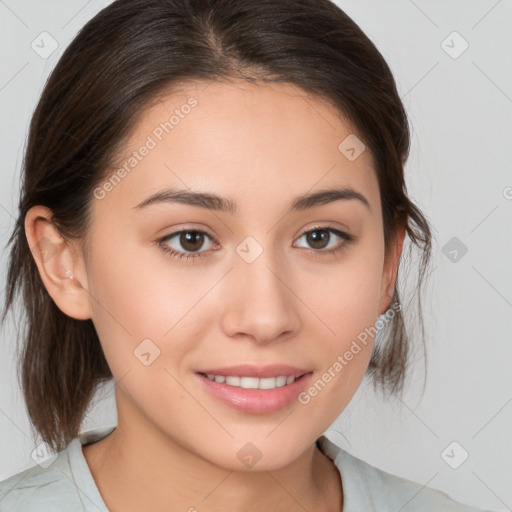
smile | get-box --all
[195,371,314,414]
[202,374,297,389]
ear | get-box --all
[378,220,407,316]
[24,205,92,320]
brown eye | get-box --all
[305,229,331,250]
[294,227,354,253]
[178,231,206,252]
[157,229,216,261]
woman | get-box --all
[0,0,489,510]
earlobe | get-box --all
[378,223,407,316]
[24,205,92,320]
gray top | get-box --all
[0,426,491,511]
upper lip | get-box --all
[196,364,311,379]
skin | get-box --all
[25,80,405,512]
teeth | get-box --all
[205,374,297,389]
[225,376,241,386]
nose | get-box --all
[220,246,301,345]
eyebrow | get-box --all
[133,186,371,214]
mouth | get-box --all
[197,372,308,390]
[195,369,314,414]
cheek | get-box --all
[299,238,384,396]
[297,270,380,424]
[305,240,385,338]
[86,234,214,374]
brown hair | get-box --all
[2,0,432,452]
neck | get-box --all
[82,388,343,512]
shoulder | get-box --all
[0,444,81,511]
[316,435,493,512]
[0,426,115,512]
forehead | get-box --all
[95,79,380,218]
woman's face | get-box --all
[69,80,401,469]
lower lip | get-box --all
[195,372,314,414]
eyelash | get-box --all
[155,226,354,262]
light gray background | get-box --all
[1,1,511,510]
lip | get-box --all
[195,364,310,379]
[195,370,314,414]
